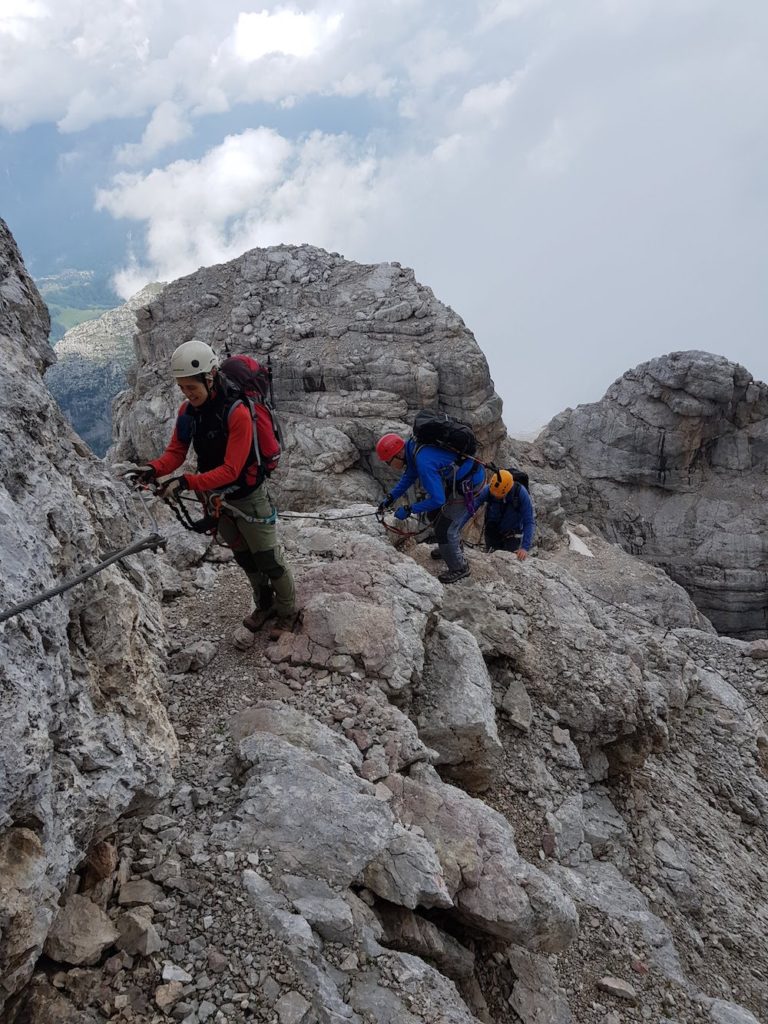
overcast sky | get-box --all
[2,0,767,432]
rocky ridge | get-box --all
[47,282,166,456]
[2,228,767,1024]
[0,220,176,1014]
[531,351,768,639]
[109,245,505,509]
[9,505,767,1024]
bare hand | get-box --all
[515,549,528,561]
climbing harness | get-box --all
[216,495,278,526]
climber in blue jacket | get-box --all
[477,469,535,560]
[375,432,485,584]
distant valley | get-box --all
[35,267,120,343]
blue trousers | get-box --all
[433,496,469,571]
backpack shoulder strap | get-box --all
[223,395,262,466]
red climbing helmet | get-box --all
[376,433,405,463]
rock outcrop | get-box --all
[533,351,768,637]
[4,228,768,1024]
[0,220,176,1013]
[9,507,766,1024]
[46,283,165,456]
[109,245,505,508]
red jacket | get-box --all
[150,400,254,494]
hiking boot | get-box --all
[430,547,443,560]
[242,608,275,633]
[233,625,257,651]
[267,612,300,642]
[438,566,470,585]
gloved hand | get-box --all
[394,505,412,521]
[158,475,187,501]
[134,464,156,484]
[377,492,394,512]
[114,462,156,484]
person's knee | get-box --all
[251,548,287,580]
[433,515,450,544]
[233,550,254,570]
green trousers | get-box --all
[216,483,296,620]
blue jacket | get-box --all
[478,483,535,550]
[389,439,485,515]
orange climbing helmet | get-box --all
[489,469,514,499]
[376,433,405,463]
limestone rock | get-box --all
[155,981,184,1011]
[169,639,218,674]
[269,525,443,697]
[596,975,638,1003]
[508,947,572,1024]
[231,700,363,769]
[536,351,768,637]
[388,766,578,950]
[275,990,311,1024]
[117,879,165,907]
[233,727,451,909]
[2,976,101,1023]
[43,894,118,966]
[116,909,164,956]
[709,1000,762,1024]
[347,950,480,1024]
[109,245,506,509]
[500,672,533,731]
[415,619,503,791]
[0,219,175,1013]
[376,904,476,980]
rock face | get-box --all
[46,282,165,456]
[5,231,768,1024]
[534,351,768,637]
[13,508,763,1023]
[0,220,176,1012]
[109,245,505,508]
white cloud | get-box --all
[479,0,550,29]
[0,0,49,42]
[7,0,768,432]
[232,9,342,61]
[0,1,428,132]
[458,77,520,122]
[96,127,377,297]
[115,101,193,165]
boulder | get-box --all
[416,620,502,791]
[535,351,768,637]
[232,727,452,909]
[115,908,164,956]
[43,895,118,966]
[109,245,506,510]
[388,765,578,951]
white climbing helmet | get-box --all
[170,339,217,379]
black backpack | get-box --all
[508,466,530,493]
[412,409,478,458]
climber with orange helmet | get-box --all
[375,431,485,584]
[477,469,535,560]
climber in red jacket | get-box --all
[136,339,297,647]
